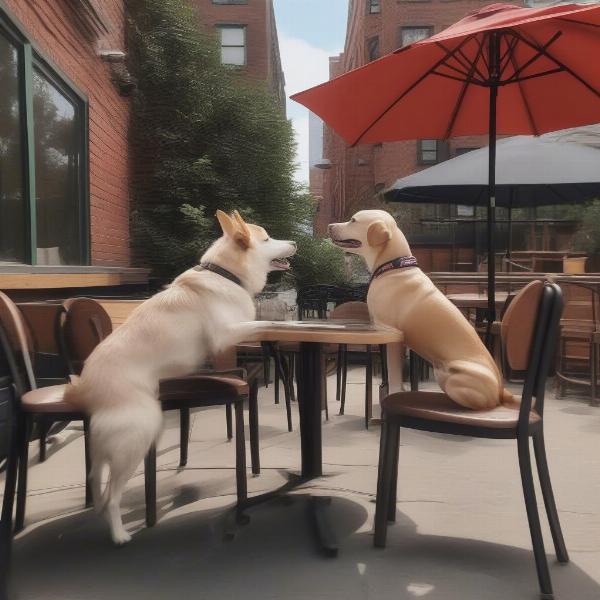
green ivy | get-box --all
[126,0,321,282]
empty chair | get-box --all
[374,281,568,599]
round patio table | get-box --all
[238,319,404,556]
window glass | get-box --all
[33,69,82,265]
[369,0,381,14]
[401,26,433,47]
[0,33,25,263]
[219,26,246,66]
[367,36,380,62]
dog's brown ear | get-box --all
[216,210,237,238]
[367,220,391,247]
[231,210,251,250]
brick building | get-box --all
[0,0,151,296]
[192,0,286,113]
[312,0,524,238]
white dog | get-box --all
[66,210,296,544]
[329,209,512,411]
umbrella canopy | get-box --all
[292,2,600,344]
[385,132,600,206]
[291,3,600,144]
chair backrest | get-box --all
[501,280,562,424]
[559,281,599,329]
[0,291,36,394]
[60,298,113,375]
[331,301,370,322]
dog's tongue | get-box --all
[271,258,290,270]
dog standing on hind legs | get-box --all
[65,210,296,545]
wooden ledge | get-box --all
[0,266,150,289]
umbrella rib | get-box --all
[443,37,487,140]
[557,17,600,29]
[499,35,519,79]
[510,28,600,99]
[502,30,562,84]
[351,36,476,146]
[507,41,539,136]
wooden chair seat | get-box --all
[382,391,540,430]
[159,375,249,404]
[21,384,77,414]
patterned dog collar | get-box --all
[194,262,244,289]
[369,256,418,285]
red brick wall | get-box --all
[319,0,524,228]
[2,0,131,266]
[191,0,285,107]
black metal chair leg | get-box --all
[226,404,233,441]
[144,444,157,527]
[248,381,260,475]
[281,355,293,432]
[336,346,343,402]
[179,408,190,466]
[517,436,554,599]
[532,432,569,564]
[388,424,400,522]
[234,401,247,504]
[365,346,373,429]
[409,350,420,392]
[374,419,396,548]
[1,400,20,594]
[263,349,270,389]
[288,354,296,403]
[83,418,92,507]
[38,417,49,463]
[15,414,32,533]
[380,345,388,390]
[274,360,280,405]
[339,345,348,415]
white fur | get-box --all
[66,214,295,545]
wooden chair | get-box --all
[554,282,600,406]
[374,281,568,600]
[0,291,93,533]
[58,297,259,527]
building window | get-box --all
[367,36,380,62]
[400,26,433,48]
[212,0,248,4]
[417,139,439,165]
[368,0,381,14]
[0,13,88,265]
[217,25,246,66]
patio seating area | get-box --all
[4,368,600,600]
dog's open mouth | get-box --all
[270,257,291,270]
[331,238,362,249]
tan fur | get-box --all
[329,209,513,410]
[68,210,296,545]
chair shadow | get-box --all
[9,497,600,600]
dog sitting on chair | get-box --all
[65,210,296,545]
[328,209,513,411]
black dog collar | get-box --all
[194,262,243,288]
[369,256,418,286]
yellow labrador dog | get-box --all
[66,210,296,545]
[328,209,512,410]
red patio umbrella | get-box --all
[292,3,600,329]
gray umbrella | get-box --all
[385,133,600,207]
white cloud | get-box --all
[279,34,341,184]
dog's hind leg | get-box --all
[89,459,106,514]
[104,446,147,545]
[440,360,501,410]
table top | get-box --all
[446,292,509,309]
[244,320,403,344]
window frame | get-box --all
[399,25,434,48]
[417,139,439,165]
[217,24,247,67]
[212,0,248,4]
[368,0,382,15]
[0,5,90,266]
[366,35,380,62]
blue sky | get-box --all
[273,0,349,183]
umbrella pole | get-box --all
[486,32,500,349]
